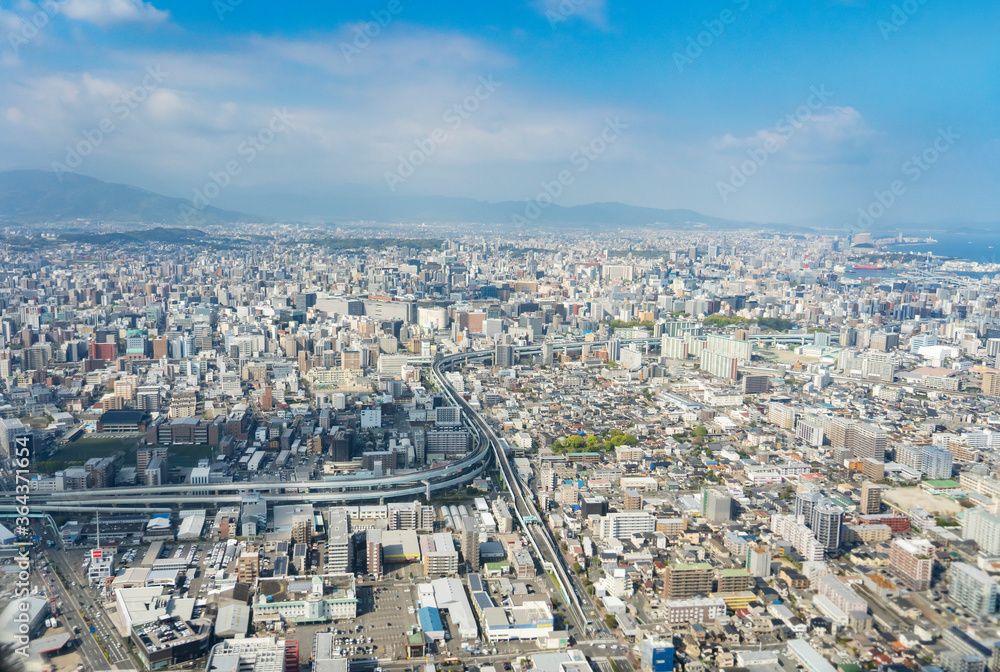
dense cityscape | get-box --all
[2,226,1000,672]
[1,1,996,672]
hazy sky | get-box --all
[1,0,997,225]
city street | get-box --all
[36,523,136,670]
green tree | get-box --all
[572,562,583,574]
[605,615,618,629]
[691,425,708,438]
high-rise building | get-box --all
[849,422,887,462]
[461,516,479,571]
[624,489,644,511]
[84,457,116,489]
[495,344,515,368]
[699,350,738,380]
[950,562,1000,616]
[862,457,885,482]
[888,538,935,590]
[746,545,772,578]
[236,550,260,584]
[661,336,688,361]
[663,562,713,600]
[794,490,823,524]
[811,502,843,556]
[599,512,655,540]
[983,371,1000,398]
[768,403,796,430]
[859,481,884,515]
[366,529,383,577]
[324,508,351,574]
[607,337,622,363]
[144,456,165,487]
[136,385,162,412]
[716,568,753,593]
[963,508,1000,555]
[702,488,731,523]
[541,342,554,366]
[0,417,29,458]
[741,374,769,395]
[922,445,954,480]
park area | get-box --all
[50,435,143,464]
[43,435,215,470]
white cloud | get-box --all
[0,29,632,206]
[713,105,877,164]
[58,0,168,25]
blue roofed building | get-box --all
[418,606,445,641]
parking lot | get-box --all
[353,580,421,660]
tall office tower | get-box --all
[810,502,843,556]
[702,488,732,523]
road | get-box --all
[37,551,116,669]
[35,566,106,672]
[37,523,136,670]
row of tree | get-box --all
[551,429,639,454]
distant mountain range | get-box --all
[8,169,984,235]
[0,169,775,230]
[0,170,252,226]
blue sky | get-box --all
[1,0,997,225]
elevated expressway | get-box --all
[3,339,660,514]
